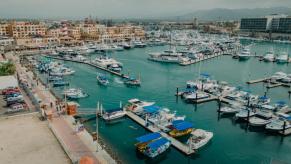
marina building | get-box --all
[7,21,46,38]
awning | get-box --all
[172,121,193,131]
[148,138,169,150]
[143,105,160,113]
[136,132,161,143]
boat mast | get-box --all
[96,101,99,152]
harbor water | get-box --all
[44,40,291,164]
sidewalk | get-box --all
[7,52,116,164]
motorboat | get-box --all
[276,53,289,64]
[183,91,210,101]
[270,72,287,81]
[125,99,155,113]
[148,48,190,64]
[53,80,69,87]
[220,103,243,115]
[63,88,88,99]
[238,47,251,61]
[102,108,126,121]
[263,52,275,62]
[235,109,255,119]
[169,120,193,137]
[50,67,75,76]
[265,113,291,132]
[248,110,273,127]
[187,129,213,150]
[133,41,147,48]
[124,77,141,87]
[96,74,109,86]
[135,133,171,158]
[92,55,123,72]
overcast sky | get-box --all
[0,0,290,19]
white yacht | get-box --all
[276,53,289,64]
[148,48,190,64]
[220,103,244,115]
[63,88,88,99]
[263,52,275,62]
[265,113,291,131]
[238,47,251,61]
[92,55,123,71]
[270,72,287,81]
[102,108,126,121]
[125,98,155,113]
[248,110,273,127]
[187,129,213,150]
[183,92,210,101]
[50,67,75,76]
[235,109,255,119]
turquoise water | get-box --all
[46,40,291,164]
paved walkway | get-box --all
[7,52,114,164]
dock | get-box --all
[125,111,195,155]
[43,55,130,79]
[246,78,269,84]
[247,77,291,89]
[179,49,239,66]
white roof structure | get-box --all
[0,75,18,90]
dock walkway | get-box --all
[125,111,195,155]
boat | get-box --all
[187,129,213,150]
[121,42,133,49]
[63,88,88,99]
[125,99,155,113]
[108,63,123,72]
[235,109,255,119]
[148,48,190,64]
[238,47,251,61]
[263,52,275,62]
[124,77,141,87]
[48,76,63,82]
[248,110,273,127]
[92,55,123,72]
[102,108,126,121]
[183,91,210,101]
[50,67,75,76]
[96,74,109,86]
[135,133,171,158]
[276,53,289,64]
[169,120,193,137]
[270,72,287,81]
[220,103,243,115]
[265,113,291,132]
[133,41,147,48]
[53,80,69,87]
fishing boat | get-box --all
[263,52,276,62]
[135,133,171,158]
[125,99,155,113]
[238,47,251,61]
[124,77,141,87]
[169,120,193,137]
[96,74,109,86]
[248,110,273,127]
[187,129,213,150]
[276,53,289,64]
[53,80,69,87]
[265,113,291,132]
[63,88,88,99]
[102,108,126,121]
[235,109,255,120]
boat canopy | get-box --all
[276,100,286,106]
[200,73,210,77]
[278,113,291,120]
[136,132,161,143]
[143,105,160,113]
[104,108,123,114]
[172,121,193,131]
[259,96,268,100]
[148,138,169,150]
[172,120,184,125]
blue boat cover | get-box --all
[136,132,161,143]
[172,121,193,131]
[276,101,286,105]
[259,96,268,100]
[148,138,169,150]
[200,73,210,77]
[172,120,184,125]
[143,105,160,113]
[105,108,122,114]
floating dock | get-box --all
[125,111,195,155]
[247,77,291,89]
[246,78,269,84]
[44,55,130,79]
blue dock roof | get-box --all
[148,138,169,150]
[172,121,193,131]
[136,132,161,143]
[143,105,160,113]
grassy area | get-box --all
[0,61,16,76]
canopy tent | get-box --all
[136,132,161,143]
[143,105,160,114]
[172,121,193,131]
[148,138,169,150]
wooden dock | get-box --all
[44,55,130,79]
[125,111,195,155]
[191,94,218,104]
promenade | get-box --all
[7,52,116,164]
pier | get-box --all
[125,111,195,155]
[247,77,291,89]
[246,78,270,84]
[43,55,130,79]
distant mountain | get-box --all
[178,7,291,21]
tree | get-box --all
[0,61,16,76]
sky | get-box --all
[0,0,290,19]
